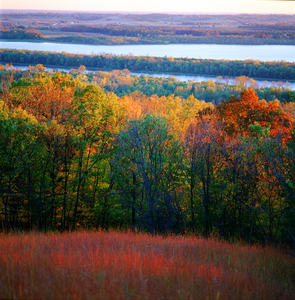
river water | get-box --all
[1,41,295,62]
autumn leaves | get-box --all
[0,72,294,244]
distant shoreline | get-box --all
[1,37,295,46]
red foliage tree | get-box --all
[217,88,292,138]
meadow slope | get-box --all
[0,231,294,300]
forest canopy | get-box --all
[0,70,295,247]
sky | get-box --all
[0,0,295,14]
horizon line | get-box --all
[0,8,294,15]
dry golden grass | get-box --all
[0,230,294,300]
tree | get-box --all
[0,101,43,230]
[35,64,46,72]
[217,88,292,139]
[113,114,184,233]
[1,73,121,231]
[78,65,87,73]
[9,72,77,123]
[183,114,225,237]
[70,85,119,230]
[261,130,295,245]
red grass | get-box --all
[0,231,294,300]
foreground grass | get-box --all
[0,231,294,300]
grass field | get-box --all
[0,231,294,300]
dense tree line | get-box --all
[0,28,43,39]
[2,27,294,45]
[57,24,271,38]
[59,24,295,42]
[47,35,295,46]
[2,22,295,45]
[1,66,293,103]
[1,49,295,80]
[3,29,294,46]
[85,70,293,103]
[0,72,295,247]
[240,23,295,32]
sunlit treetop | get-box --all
[217,88,293,139]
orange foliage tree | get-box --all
[8,72,77,124]
[217,88,292,138]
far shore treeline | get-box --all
[1,25,295,46]
[1,49,295,81]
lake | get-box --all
[1,41,295,62]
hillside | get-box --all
[0,230,294,300]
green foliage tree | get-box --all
[113,114,184,233]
